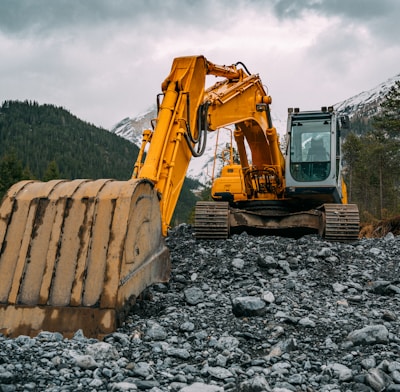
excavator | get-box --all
[0,55,359,339]
[195,106,359,241]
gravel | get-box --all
[1,224,400,391]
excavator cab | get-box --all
[283,107,359,241]
[285,107,345,206]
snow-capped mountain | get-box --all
[334,73,400,117]
[110,73,399,185]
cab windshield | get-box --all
[290,117,331,182]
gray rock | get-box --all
[240,375,272,391]
[166,347,191,359]
[232,296,266,317]
[347,325,389,345]
[365,368,392,391]
[89,378,104,389]
[0,385,17,392]
[71,353,98,370]
[206,366,233,380]
[369,247,382,256]
[299,317,316,327]
[287,373,305,385]
[36,331,64,342]
[0,371,15,383]
[277,260,291,273]
[261,290,275,303]
[134,380,159,389]
[326,363,353,381]
[184,287,205,305]
[85,341,120,360]
[145,321,168,340]
[179,383,223,392]
[232,257,245,269]
[391,370,400,384]
[318,247,332,257]
[361,356,377,370]
[388,361,400,372]
[131,361,153,378]
[216,335,240,350]
[257,255,278,269]
[111,381,138,392]
[266,338,297,359]
[332,282,347,292]
[180,321,195,332]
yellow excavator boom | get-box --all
[133,55,285,235]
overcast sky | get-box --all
[0,0,399,130]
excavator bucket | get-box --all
[0,178,170,339]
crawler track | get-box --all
[323,203,360,242]
[194,201,230,239]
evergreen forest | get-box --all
[343,81,400,223]
[0,100,200,225]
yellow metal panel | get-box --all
[119,181,169,307]
[8,203,38,304]
[0,180,33,249]
[81,185,115,307]
[0,181,59,303]
[99,180,140,309]
[0,193,31,301]
[38,192,79,304]
[20,197,60,304]
[69,179,111,307]
[46,180,89,306]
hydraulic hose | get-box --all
[184,102,210,157]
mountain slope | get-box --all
[0,100,139,181]
[334,73,400,118]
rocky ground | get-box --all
[1,224,400,392]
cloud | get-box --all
[0,0,399,129]
[271,0,400,44]
[0,0,235,37]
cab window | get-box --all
[290,118,331,182]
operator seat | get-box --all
[307,138,328,161]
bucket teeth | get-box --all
[0,179,170,339]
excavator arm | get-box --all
[133,55,285,235]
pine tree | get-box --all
[0,151,24,199]
[373,81,400,138]
[43,160,61,181]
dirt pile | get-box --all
[360,215,400,238]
